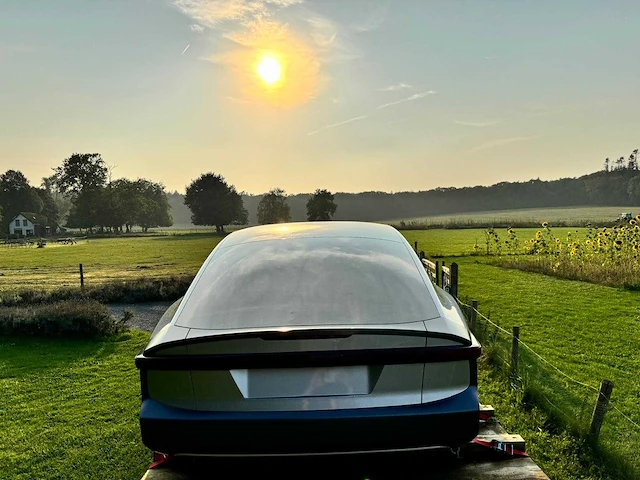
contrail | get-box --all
[377,90,436,109]
[181,44,190,55]
[307,115,369,136]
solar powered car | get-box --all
[136,222,481,456]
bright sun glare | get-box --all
[256,54,282,85]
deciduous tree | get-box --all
[306,189,337,221]
[257,188,291,224]
[184,173,247,232]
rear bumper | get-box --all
[140,387,479,455]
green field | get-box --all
[1,227,639,479]
[388,205,640,226]
[0,234,225,291]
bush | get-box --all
[0,300,124,337]
[0,275,194,307]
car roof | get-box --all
[220,221,403,247]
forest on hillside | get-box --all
[168,162,640,225]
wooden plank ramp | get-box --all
[141,405,549,480]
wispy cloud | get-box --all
[307,115,369,136]
[173,0,301,28]
[379,83,412,92]
[306,15,337,48]
[189,24,205,32]
[352,5,386,33]
[468,136,537,153]
[377,90,436,109]
[454,119,499,128]
[181,44,190,55]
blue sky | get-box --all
[1,0,639,194]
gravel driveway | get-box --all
[108,301,176,332]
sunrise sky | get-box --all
[2,0,639,194]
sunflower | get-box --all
[541,221,549,228]
[555,238,560,243]
[508,229,515,234]
[598,232,604,237]
[634,244,639,250]
[615,239,623,247]
[630,219,637,225]
[535,231,541,239]
[636,214,640,221]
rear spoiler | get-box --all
[143,327,472,356]
[136,344,481,371]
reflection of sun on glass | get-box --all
[256,54,282,85]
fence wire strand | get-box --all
[457,299,640,433]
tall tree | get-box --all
[184,173,247,232]
[306,189,338,221]
[0,170,43,232]
[53,153,108,195]
[257,188,291,224]
[35,188,59,227]
[42,175,73,225]
[133,179,173,232]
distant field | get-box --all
[388,205,640,226]
[0,234,225,291]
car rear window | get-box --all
[175,236,440,329]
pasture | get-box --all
[1,226,639,479]
[0,234,224,291]
[388,205,640,227]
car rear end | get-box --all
[136,224,480,455]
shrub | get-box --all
[0,300,124,338]
[0,276,194,307]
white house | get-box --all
[8,212,51,237]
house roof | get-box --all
[15,212,49,225]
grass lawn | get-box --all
[0,330,151,479]
[0,233,225,291]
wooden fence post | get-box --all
[589,379,614,438]
[470,300,478,332]
[441,261,446,288]
[511,325,520,375]
[79,263,84,288]
[414,241,418,253]
[450,262,459,298]
[419,250,425,260]
[435,261,440,287]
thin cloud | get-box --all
[181,44,190,55]
[307,115,369,136]
[379,83,413,92]
[454,119,499,127]
[306,15,337,47]
[468,136,537,153]
[190,24,205,32]
[352,6,386,33]
[377,90,436,109]
[174,0,302,28]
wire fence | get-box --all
[457,299,640,479]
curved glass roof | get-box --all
[175,236,440,330]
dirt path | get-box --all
[108,301,175,332]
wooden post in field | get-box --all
[79,263,84,289]
[414,241,418,253]
[450,262,459,298]
[435,261,440,287]
[441,261,446,288]
[470,300,478,332]
[511,325,520,375]
[419,250,425,260]
[589,379,614,438]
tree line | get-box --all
[2,149,638,234]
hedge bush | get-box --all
[0,300,125,337]
[0,275,193,307]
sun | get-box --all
[256,54,282,85]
